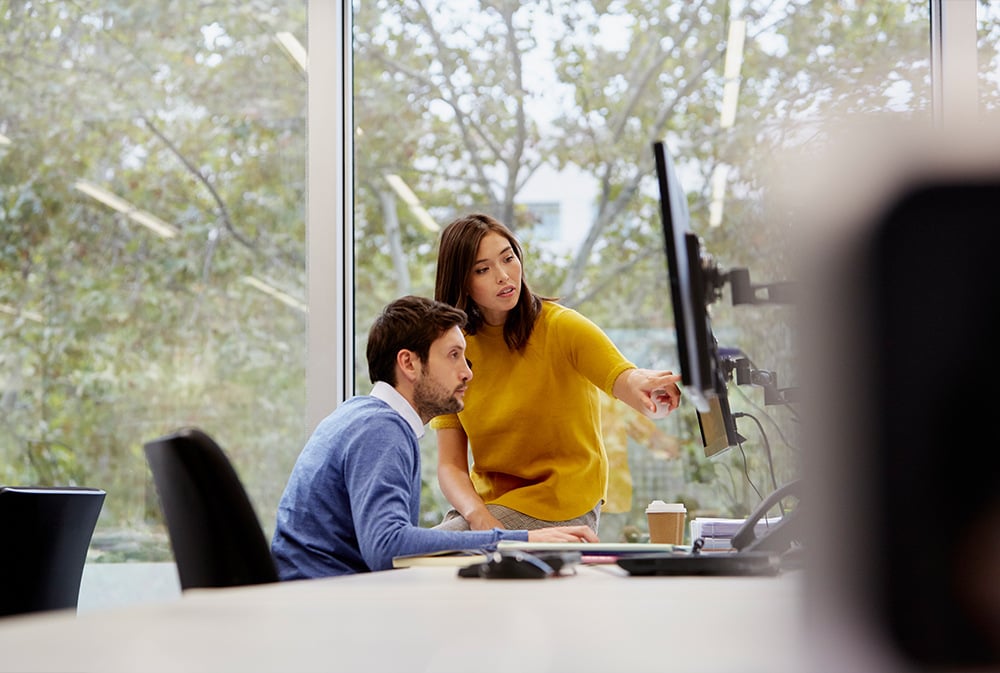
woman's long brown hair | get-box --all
[435,213,543,352]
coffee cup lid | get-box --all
[645,500,686,513]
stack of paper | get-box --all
[689,516,782,552]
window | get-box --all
[0,1,970,574]
[979,1,1000,116]
[1,3,307,562]
[350,1,932,540]
[520,202,562,242]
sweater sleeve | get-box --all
[428,412,461,431]
[344,417,526,572]
[553,306,636,396]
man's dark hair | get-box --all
[367,295,468,386]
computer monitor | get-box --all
[653,140,743,455]
[698,389,743,458]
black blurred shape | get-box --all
[863,181,1000,667]
[0,486,105,617]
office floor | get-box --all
[77,563,181,614]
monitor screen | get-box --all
[653,140,742,455]
[697,389,743,458]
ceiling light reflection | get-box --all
[73,179,180,239]
[241,276,308,314]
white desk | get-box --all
[0,564,805,673]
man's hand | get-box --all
[527,525,599,543]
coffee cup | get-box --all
[645,500,686,544]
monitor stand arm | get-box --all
[723,356,799,407]
[727,267,797,305]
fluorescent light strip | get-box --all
[720,19,746,129]
[276,31,308,73]
[73,179,179,239]
[242,276,308,313]
[0,303,44,323]
[709,164,729,227]
[385,174,440,232]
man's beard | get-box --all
[413,373,463,420]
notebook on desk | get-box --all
[392,549,489,568]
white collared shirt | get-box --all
[369,381,424,439]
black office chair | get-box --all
[0,485,106,618]
[143,428,278,590]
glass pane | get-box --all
[978,0,1000,114]
[1,3,307,561]
[352,1,931,540]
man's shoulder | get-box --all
[316,396,403,432]
[340,394,388,410]
[332,394,395,411]
[308,398,415,461]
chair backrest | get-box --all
[143,428,278,590]
[0,486,105,617]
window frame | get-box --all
[308,0,974,425]
[306,2,354,431]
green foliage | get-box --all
[356,0,930,528]
[1,1,308,555]
[1,1,934,556]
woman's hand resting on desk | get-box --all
[527,526,599,543]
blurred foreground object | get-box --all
[795,121,1000,672]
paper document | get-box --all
[690,516,783,541]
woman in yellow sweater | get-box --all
[430,213,682,534]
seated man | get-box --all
[271,295,597,579]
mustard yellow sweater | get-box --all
[430,301,635,521]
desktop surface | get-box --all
[0,564,805,673]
